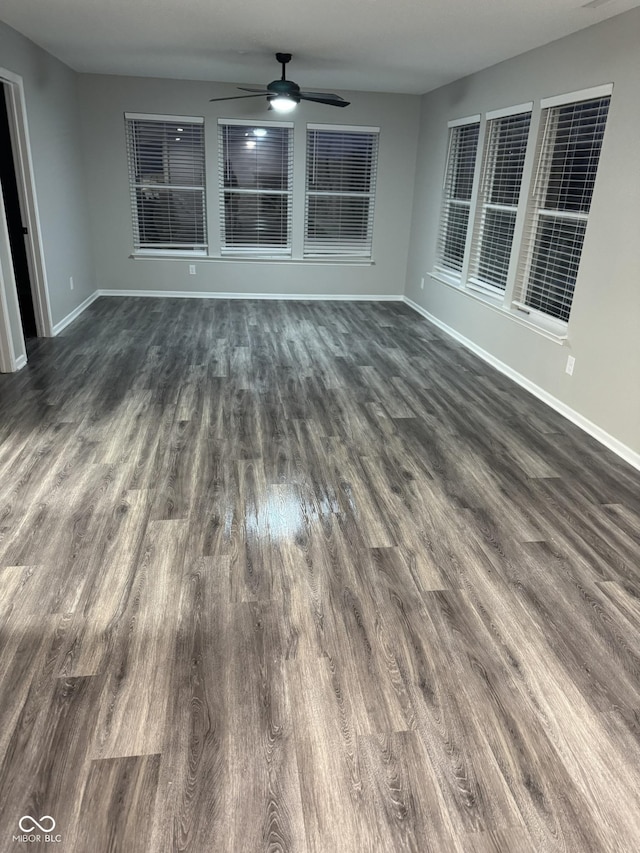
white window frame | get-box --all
[433,114,482,284]
[125,113,207,255]
[512,85,612,331]
[217,118,294,258]
[303,123,380,259]
[467,103,533,298]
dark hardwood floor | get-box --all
[0,296,639,852]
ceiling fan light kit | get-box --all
[209,52,350,112]
[270,94,299,113]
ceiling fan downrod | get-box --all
[276,53,292,80]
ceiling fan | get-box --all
[209,53,350,113]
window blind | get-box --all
[125,116,206,252]
[304,127,379,258]
[469,110,531,292]
[436,121,480,274]
[218,122,293,255]
[514,95,610,323]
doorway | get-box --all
[0,67,51,372]
[0,83,37,340]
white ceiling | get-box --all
[1,0,638,94]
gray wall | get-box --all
[77,74,420,297]
[404,8,640,456]
[0,20,94,337]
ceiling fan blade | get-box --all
[300,94,351,107]
[300,91,346,100]
[237,87,271,93]
[209,94,268,102]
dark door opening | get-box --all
[0,84,37,340]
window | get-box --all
[436,118,480,274]
[218,120,293,256]
[515,92,610,323]
[432,85,612,335]
[469,108,531,293]
[304,125,379,258]
[125,114,207,252]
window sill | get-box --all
[431,266,464,289]
[134,249,208,258]
[429,270,568,345]
[131,252,375,266]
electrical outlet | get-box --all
[421,277,425,290]
[565,355,575,376]
[69,276,74,290]
[189,264,196,275]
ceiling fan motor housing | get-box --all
[267,79,300,95]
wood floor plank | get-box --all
[0,673,101,851]
[0,612,64,765]
[91,519,187,759]
[596,579,640,634]
[149,557,230,852]
[57,488,155,676]
[357,731,464,852]
[463,827,537,853]
[73,754,161,853]
[226,601,307,853]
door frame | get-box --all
[0,66,52,372]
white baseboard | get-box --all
[97,289,403,302]
[404,297,640,472]
[14,354,27,370]
[52,291,100,336]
